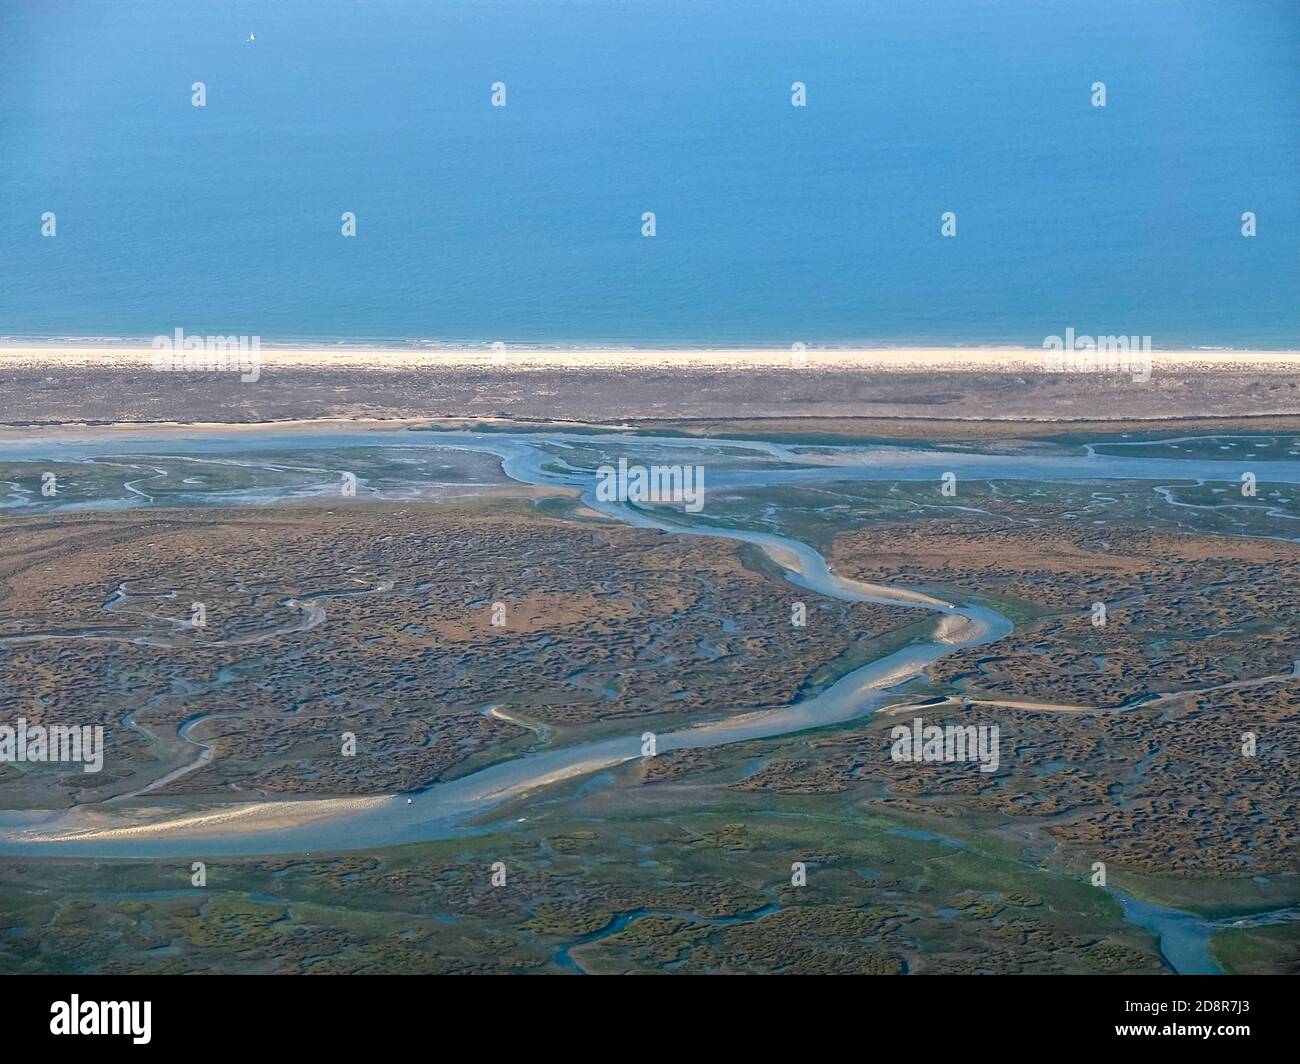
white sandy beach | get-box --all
[0,343,1296,372]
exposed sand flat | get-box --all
[1,343,1297,372]
[932,612,979,644]
[759,543,809,571]
[849,577,955,611]
[759,544,957,609]
[12,794,393,843]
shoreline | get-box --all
[1,342,1298,373]
[3,344,1297,436]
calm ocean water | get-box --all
[0,0,1296,348]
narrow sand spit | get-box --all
[966,698,1094,713]
[880,696,1094,716]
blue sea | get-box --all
[0,0,1296,347]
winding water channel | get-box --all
[0,428,1024,857]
